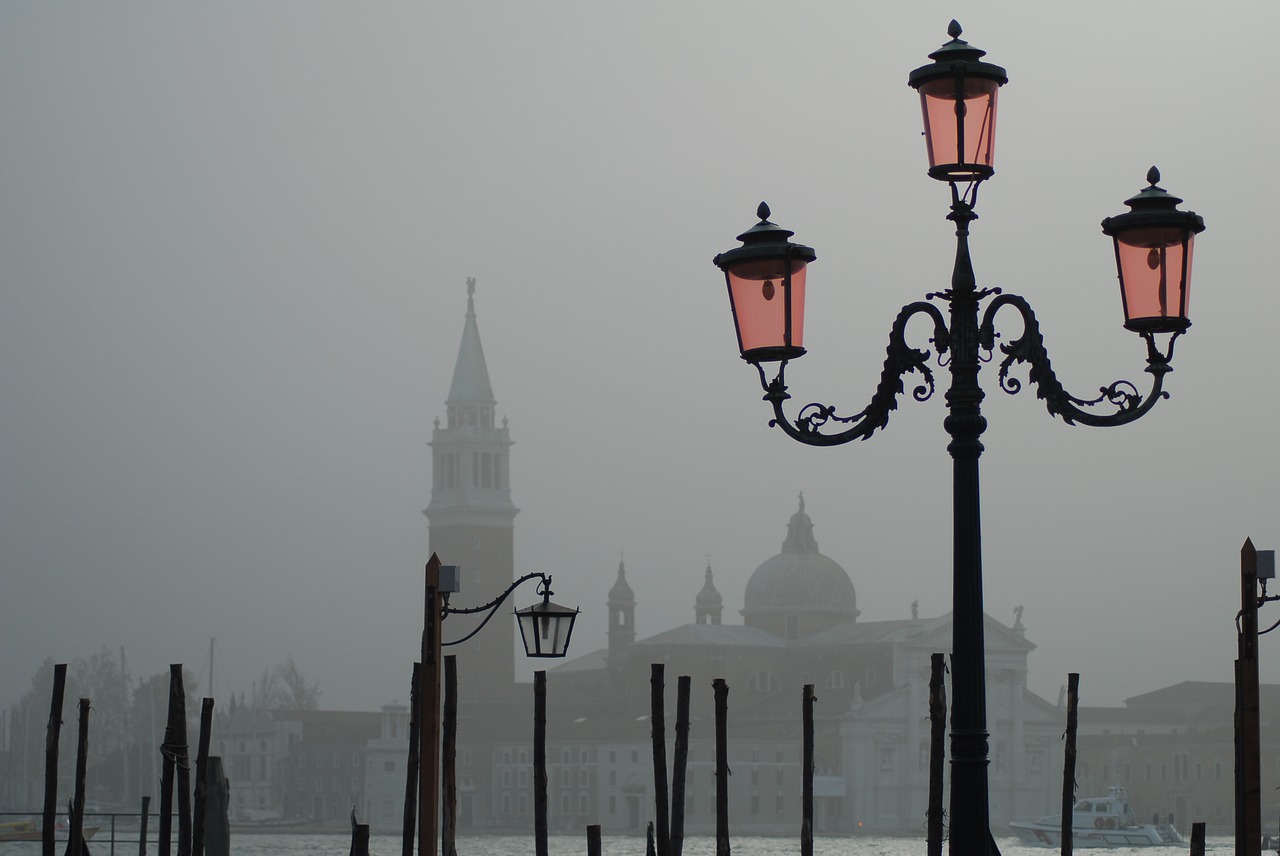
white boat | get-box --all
[1009,786,1182,847]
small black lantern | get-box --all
[1101,167,1205,334]
[908,20,1008,183]
[515,587,579,658]
[712,202,817,364]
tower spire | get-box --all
[426,279,518,699]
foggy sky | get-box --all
[2,2,1277,721]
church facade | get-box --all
[422,281,1067,835]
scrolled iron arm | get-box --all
[759,300,950,446]
[441,572,554,647]
[979,292,1177,427]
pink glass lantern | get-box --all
[1102,168,1205,334]
[908,21,1008,183]
[713,203,816,363]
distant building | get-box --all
[404,280,1065,834]
[203,282,1277,838]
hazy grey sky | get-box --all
[2,2,1276,719]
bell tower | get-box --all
[425,278,518,698]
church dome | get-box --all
[741,495,858,635]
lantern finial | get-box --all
[1146,166,1161,186]
[757,201,771,221]
[948,20,963,40]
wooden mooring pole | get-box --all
[193,698,214,856]
[159,668,179,856]
[1062,673,1080,856]
[535,670,548,856]
[402,662,420,856]
[1190,821,1206,856]
[927,653,947,856]
[70,698,90,856]
[671,675,691,856]
[651,664,670,856]
[139,795,152,856]
[173,666,193,856]
[713,678,730,856]
[586,824,602,856]
[41,663,66,856]
[802,684,814,856]
[443,655,459,856]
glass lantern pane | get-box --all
[726,260,807,355]
[918,77,999,177]
[1116,229,1194,326]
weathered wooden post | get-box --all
[70,698,90,856]
[350,807,370,856]
[586,823,602,856]
[420,554,444,856]
[159,667,179,856]
[647,821,656,856]
[1191,821,1206,856]
[713,678,729,856]
[927,653,947,856]
[1238,539,1262,856]
[402,662,420,856]
[802,684,814,856]
[651,664,670,856]
[1062,673,1080,856]
[172,666,193,856]
[193,698,214,856]
[443,656,459,856]
[42,663,66,856]
[203,758,230,856]
[535,670,548,856]
[139,795,152,856]
[671,675,691,856]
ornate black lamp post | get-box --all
[419,557,578,856]
[712,21,1203,856]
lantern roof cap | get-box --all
[909,20,1007,88]
[1103,166,1205,235]
[735,202,795,243]
[714,202,816,271]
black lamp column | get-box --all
[942,197,993,852]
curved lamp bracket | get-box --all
[759,300,950,446]
[980,293,1177,427]
[441,572,553,647]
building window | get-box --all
[776,794,784,814]
[519,793,528,814]
[562,794,571,815]
[610,796,616,815]
[580,793,589,815]
[748,671,780,693]
[1215,761,1222,781]
[300,754,308,769]
[751,795,759,816]
[826,671,847,689]
[384,760,396,772]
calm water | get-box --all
[0,833,1230,856]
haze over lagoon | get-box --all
[0,1,1275,722]
[0,835,1242,856]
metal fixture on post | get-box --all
[712,20,1204,856]
[419,557,579,856]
